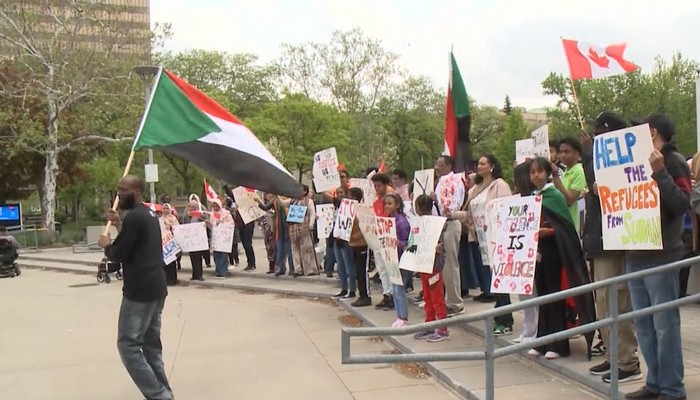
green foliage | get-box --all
[542,53,698,155]
[491,111,530,183]
[503,95,513,115]
[247,93,353,181]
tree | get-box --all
[278,27,400,114]
[542,53,698,154]
[246,93,354,181]
[492,111,530,183]
[503,95,513,115]
[470,104,507,155]
[0,1,149,237]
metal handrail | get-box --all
[341,254,700,400]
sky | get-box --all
[151,0,700,110]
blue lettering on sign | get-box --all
[286,205,308,224]
[595,132,637,170]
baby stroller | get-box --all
[0,238,20,277]
[96,257,123,284]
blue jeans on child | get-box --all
[334,240,356,292]
[392,269,413,320]
[213,251,228,276]
[275,238,294,274]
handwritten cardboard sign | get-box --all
[399,216,446,273]
[315,204,335,239]
[531,124,549,159]
[376,216,403,286]
[286,205,308,223]
[172,222,209,253]
[355,204,387,277]
[211,223,235,253]
[333,199,357,241]
[488,195,541,295]
[312,147,341,193]
[349,178,376,205]
[233,186,265,224]
[593,124,662,250]
[515,138,534,164]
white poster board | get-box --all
[399,216,447,273]
[471,192,490,265]
[515,138,534,164]
[333,199,357,241]
[349,178,376,205]
[413,169,435,199]
[356,204,387,277]
[489,195,541,295]
[172,222,209,253]
[315,204,335,239]
[211,223,235,253]
[232,187,265,224]
[531,124,549,159]
[593,124,662,250]
[376,216,403,286]
[437,173,463,210]
[312,147,341,193]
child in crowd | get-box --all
[411,194,450,342]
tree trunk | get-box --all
[41,69,59,240]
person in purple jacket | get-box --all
[384,193,412,328]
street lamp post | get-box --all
[133,66,160,204]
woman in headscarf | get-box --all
[527,157,596,360]
[160,203,180,286]
[285,185,319,276]
[209,198,234,278]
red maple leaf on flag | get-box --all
[587,48,610,68]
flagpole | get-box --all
[569,77,585,130]
[103,66,160,237]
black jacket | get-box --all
[581,150,604,259]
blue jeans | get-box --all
[213,251,229,276]
[117,297,173,400]
[469,241,491,294]
[626,256,685,398]
[275,238,294,274]
[324,237,336,275]
[392,269,413,320]
[334,240,356,292]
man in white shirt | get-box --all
[432,155,466,315]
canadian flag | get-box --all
[562,39,638,80]
[203,179,220,204]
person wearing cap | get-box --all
[624,113,689,400]
[582,112,642,385]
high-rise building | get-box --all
[0,0,151,57]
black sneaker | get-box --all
[411,293,424,304]
[591,341,607,357]
[343,291,356,300]
[332,290,348,299]
[589,361,611,376]
[247,265,256,272]
[351,297,372,307]
[602,369,642,383]
[625,386,660,399]
[375,294,394,310]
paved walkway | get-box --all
[0,269,460,400]
[17,244,700,399]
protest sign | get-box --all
[531,124,550,159]
[593,124,661,250]
[437,173,463,210]
[413,169,435,199]
[315,204,335,239]
[160,220,181,265]
[312,147,340,193]
[286,204,308,223]
[333,199,357,241]
[471,193,490,265]
[355,204,380,249]
[376,216,403,285]
[515,138,534,163]
[172,222,209,252]
[399,216,447,273]
[211,223,235,252]
[349,178,376,205]
[232,187,265,224]
[488,195,541,295]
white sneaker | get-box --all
[527,349,541,356]
[391,319,403,328]
[544,351,561,360]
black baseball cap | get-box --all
[593,111,627,134]
[644,113,675,142]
